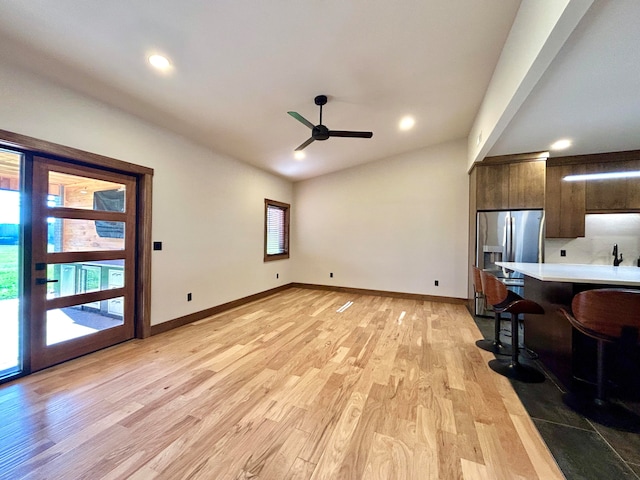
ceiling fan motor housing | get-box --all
[312,125,330,140]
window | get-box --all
[264,199,290,261]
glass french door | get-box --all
[0,149,22,380]
[30,156,137,371]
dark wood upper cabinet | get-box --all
[475,158,545,211]
[545,151,640,238]
[545,164,586,238]
[476,164,509,210]
[584,159,640,211]
[509,161,546,209]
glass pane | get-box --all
[47,218,125,252]
[48,171,126,212]
[0,149,22,378]
[46,260,125,299]
[266,206,285,254]
[46,297,125,346]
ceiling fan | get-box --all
[287,95,373,151]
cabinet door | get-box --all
[545,164,586,238]
[628,177,640,209]
[585,160,640,211]
[476,164,509,210]
[509,160,545,209]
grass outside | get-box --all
[0,245,19,300]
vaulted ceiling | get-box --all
[0,1,520,180]
[0,1,638,181]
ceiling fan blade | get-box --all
[288,111,315,130]
[328,130,373,138]
[295,137,315,151]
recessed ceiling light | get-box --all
[148,54,171,71]
[550,139,571,150]
[294,151,305,160]
[399,116,415,131]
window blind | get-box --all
[266,204,286,255]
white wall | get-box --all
[292,140,469,299]
[546,213,640,266]
[0,63,292,325]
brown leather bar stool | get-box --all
[482,271,546,383]
[475,267,514,356]
[560,289,640,407]
[472,265,485,314]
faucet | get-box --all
[613,243,623,266]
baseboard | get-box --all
[291,283,468,304]
[465,299,475,316]
[151,282,468,336]
[150,283,293,336]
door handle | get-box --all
[35,278,59,285]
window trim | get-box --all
[264,198,290,262]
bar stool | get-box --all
[560,289,640,416]
[474,267,514,356]
[482,271,546,383]
[472,265,485,315]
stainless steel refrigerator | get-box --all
[475,210,544,316]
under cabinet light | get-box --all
[563,171,640,181]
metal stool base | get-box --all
[475,339,512,356]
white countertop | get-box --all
[495,262,640,286]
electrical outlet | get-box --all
[330,272,333,278]
[560,250,566,257]
[434,280,439,286]
[187,293,192,301]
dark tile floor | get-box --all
[473,315,640,480]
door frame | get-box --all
[0,128,153,375]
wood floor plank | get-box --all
[284,457,317,480]
[361,431,412,480]
[0,288,564,480]
[309,391,368,480]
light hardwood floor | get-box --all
[0,288,564,479]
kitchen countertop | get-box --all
[495,262,640,286]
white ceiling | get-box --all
[0,0,521,180]
[4,1,636,180]
[489,0,640,159]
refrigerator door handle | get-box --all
[509,216,515,262]
[504,214,512,263]
[501,214,509,276]
[538,211,545,263]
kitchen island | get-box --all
[496,262,640,393]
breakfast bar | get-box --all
[496,262,640,392]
